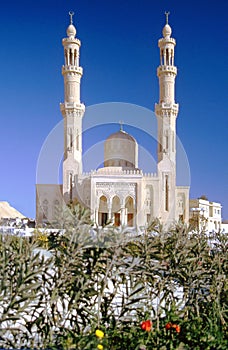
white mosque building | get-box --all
[36,13,190,228]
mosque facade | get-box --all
[36,13,189,228]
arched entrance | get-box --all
[112,195,121,226]
[125,196,134,227]
[98,195,108,226]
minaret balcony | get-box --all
[155,102,179,115]
[158,37,176,46]
[62,37,81,46]
[60,102,85,114]
[62,66,83,75]
[157,66,177,75]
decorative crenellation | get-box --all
[90,168,142,176]
[81,169,157,178]
[143,173,158,177]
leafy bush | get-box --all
[0,204,227,349]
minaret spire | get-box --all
[69,11,74,24]
[119,120,124,131]
[165,11,170,24]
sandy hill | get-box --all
[0,202,25,219]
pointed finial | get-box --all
[165,11,170,24]
[119,120,124,131]
[69,11,74,25]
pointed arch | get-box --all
[125,196,134,227]
[98,195,108,226]
[112,195,121,226]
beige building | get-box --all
[189,198,222,232]
[36,13,189,228]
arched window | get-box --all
[69,49,73,65]
[112,196,121,226]
[69,173,73,201]
[165,176,169,211]
[125,196,134,227]
[166,48,169,65]
[68,128,73,151]
[98,196,108,226]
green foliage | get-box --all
[0,207,227,349]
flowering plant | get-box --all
[141,320,152,332]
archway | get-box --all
[98,196,108,226]
[125,196,134,227]
[112,195,121,226]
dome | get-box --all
[67,24,76,38]
[104,130,138,168]
[107,130,136,142]
[162,24,172,38]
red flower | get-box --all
[173,324,181,333]
[165,322,172,330]
[141,320,152,332]
[165,322,181,333]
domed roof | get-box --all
[67,24,76,38]
[106,130,136,143]
[104,129,138,169]
[162,23,172,38]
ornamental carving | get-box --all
[96,182,136,203]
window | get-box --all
[165,175,169,211]
[68,128,73,152]
[166,48,169,65]
[165,135,169,150]
[76,130,79,150]
[69,173,73,201]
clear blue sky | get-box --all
[0,0,227,219]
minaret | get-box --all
[155,13,179,222]
[60,12,85,202]
[155,12,179,163]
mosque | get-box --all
[36,13,190,228]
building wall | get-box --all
[36,184,63,226]
[189,198,222,232]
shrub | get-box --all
[0,205,227,349]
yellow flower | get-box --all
[95,329,104,339]
[97,345,104,350]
